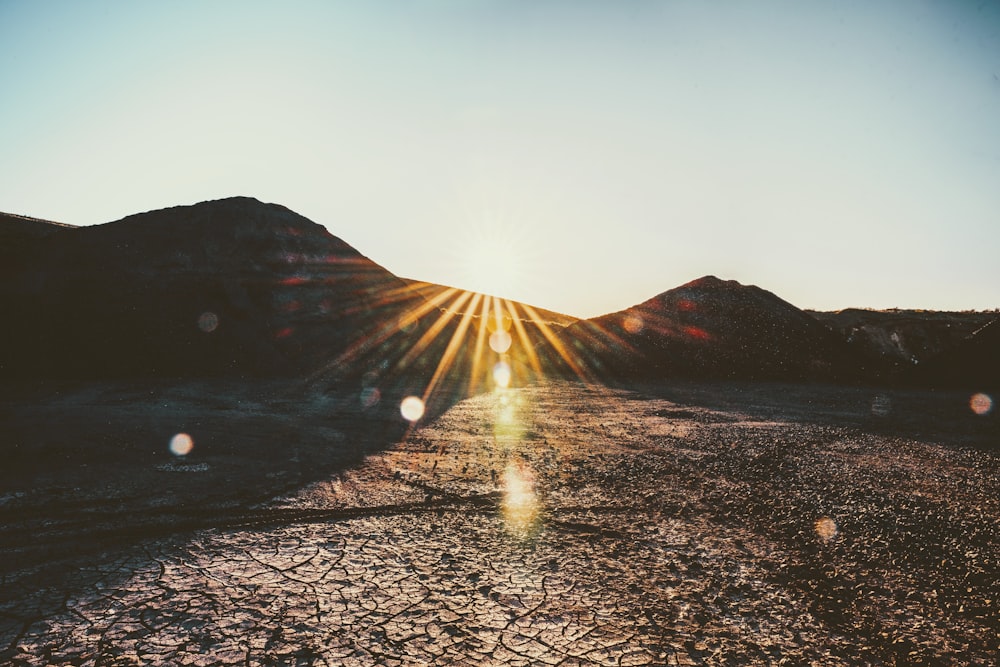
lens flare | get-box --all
[623,315,643,334]
[400,396,425,422]
[169,433,194,457]
[197,312,219,333]
[871,394,892,417]
[815,516,838,542]
[501,462,541,538]
[486,309,513,331]
[360,387,381,408]
[489,330,512,353]
[970,393,993,416]
[493,361,512,388]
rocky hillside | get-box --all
[908,318,1000,390]
[0,212,76,268]
[808,308,998,384]
[0,198,414,379]
[556,276,863,382]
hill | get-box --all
[556,276,862,382]
[2,199,993,392]
[907,318,1000,391]
[0,197,416,378]
[808,308,996,372]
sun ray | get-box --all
[397,285,463,330]
[306,285,463,383]
[396,289,475,372]
[421,292,484,402]
[468,294,494,396]
[516,301,592,382]
[581,317,636,351]
[502,299,542,378]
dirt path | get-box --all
[2,381,997,665]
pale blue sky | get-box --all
[2,1,998,317]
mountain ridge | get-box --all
[2,197,995,389]
[554,273,862,382]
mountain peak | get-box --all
[679,275,744,291]
[0,197,404,379]
[566,274,856,381]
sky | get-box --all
[1,1,998,318]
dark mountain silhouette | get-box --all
[0,211,75,239]
[0,212,76,268]
[554,276,863,382]
[0,197,415,379]
[2,199,993,393]
[907,318,1000,391]
[808,308,998,379]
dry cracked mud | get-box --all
[2,381,998,665]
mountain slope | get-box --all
[908,318,1000,391]
[808,308,998,380]
[0,197,409,378]
[557,276,862,381]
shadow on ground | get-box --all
[615,378,998,450]
[0,379,426,571]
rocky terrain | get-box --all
[556,277,998,389]
[1,381,997,665]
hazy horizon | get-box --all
[2,1,998,318]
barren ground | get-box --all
[1,380,997,665]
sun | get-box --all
[456,224,525,300]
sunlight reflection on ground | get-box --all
[502,461,541,539]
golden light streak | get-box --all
[581,318,630,348]
[490,296,509,332]
[421,292,484,401]
[397,289,475,371]
[501,462,541,539]
[398,285,463,330]
[307,283,462,383]
[517,301,591,381]
[492,361,512,388]
[502,299,542,377]
[467,294,494,396]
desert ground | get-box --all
[1,379,996,666]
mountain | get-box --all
[908,318,1000,391]
[807,308,998,380]
[0,212,76,268]
[555,276,862,382]
[0,197,413,379]
[0,211,75,239]
[3,198,990,392]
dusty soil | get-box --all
[1,380,997,665]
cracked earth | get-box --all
[2,381,998,665]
